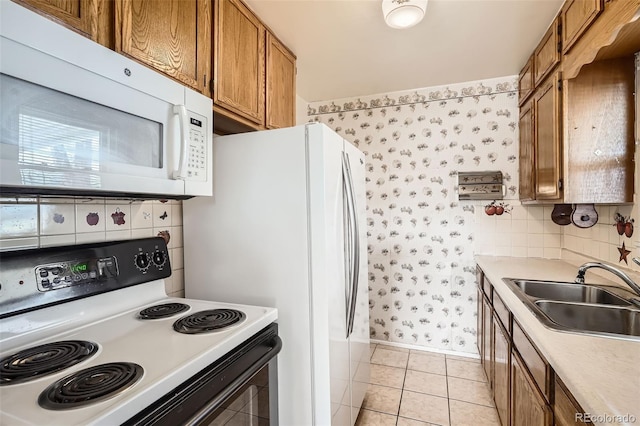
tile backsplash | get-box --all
[0,197,184,297]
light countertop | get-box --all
[475,256,640,426]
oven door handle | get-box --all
[185,335,282,426]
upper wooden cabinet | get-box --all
[518,55,534,106]
[213,0,266,126]
[12,0,112,46]
[115,0,211,94]
[534,17,561,86]
[266,33,296,129]
[561,0,603,54]
[213,0,297,133]
[533,71,563,202]
[518,100,535,202]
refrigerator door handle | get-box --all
[342,153,354,338]
[342,152,360,338]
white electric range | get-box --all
[0,237,280,426]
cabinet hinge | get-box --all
[558,179,563,190]
[557,41,562,53]
[557,79,563,91]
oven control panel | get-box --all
[35,256,119,292]
[0,237,171,319]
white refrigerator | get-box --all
[183,123,370,426]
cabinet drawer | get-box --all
[493,291,511,333]
[513,320,550,400]
[534,17,561,86]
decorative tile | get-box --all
[399,390,449,425]
[355,409,397,426]
[447,376,493,406]
[404,370,448,397]
[449,400,500,426]
[0,204,38,238]
[153,201,172,227]
[446,358,487,382]
[361,384,402,415]
[75,203,106,233]
[40,204,75,235]
[105,203,131,231]
[131,201,154,229]
[371,348,409,369]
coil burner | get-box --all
[173,309,246,334]
[138,303,190,319]
[0,341,98,386]
[38,362,143,410]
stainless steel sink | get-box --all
[502,278,640,340]
[509,279,630,306]
[534,301,640,337]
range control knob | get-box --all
[152,250,166,267]
[135,253,150,271]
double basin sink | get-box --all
[502,279,640,340]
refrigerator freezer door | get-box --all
[344,140,371,425]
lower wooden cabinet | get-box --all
[554,377,592,425]
[492,315,511,425]
[482,293,493,386]
[511,351,552,426]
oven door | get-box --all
[124,324,281,426]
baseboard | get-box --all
[370,339,480,360]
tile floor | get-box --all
[356,344,500,426]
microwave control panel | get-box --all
[187,116,207,181]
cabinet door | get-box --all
[482,295,492,386]
[533,71,563,201]
[518,55,534,106]
[477,287,484,357]
[519,99,535,201]
[554,377,592,425]
[214,0,266,125]
[534,17,561,86]
[13,0,106,43]
[266,32,296,129]
[492,316,510,426]
[116,0,211,94]
[561,0,603,54]
[511,351,552,426]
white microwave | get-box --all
[0,1,213,199]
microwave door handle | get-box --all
[172,104,189,180]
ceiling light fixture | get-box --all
[382,0,428,29]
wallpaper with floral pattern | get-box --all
[308,76,520,353]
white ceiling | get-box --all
[245,0,564,102]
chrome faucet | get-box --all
[576,262,640,307]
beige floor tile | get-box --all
[377,344,410,353]
[371,347,409,369]
[446,358,487,382]
[403,370,448,397]
[369,344,377,360]
[407,352,447,375]
[362,384,402,415]
[370,363,406,388]
[446,354,480,364]
[355,409,397,426]
[397,417,440,426]
[449,400,500,426]
[399,390,450,425]
[447,376,494,407]
[410,349,445,358]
